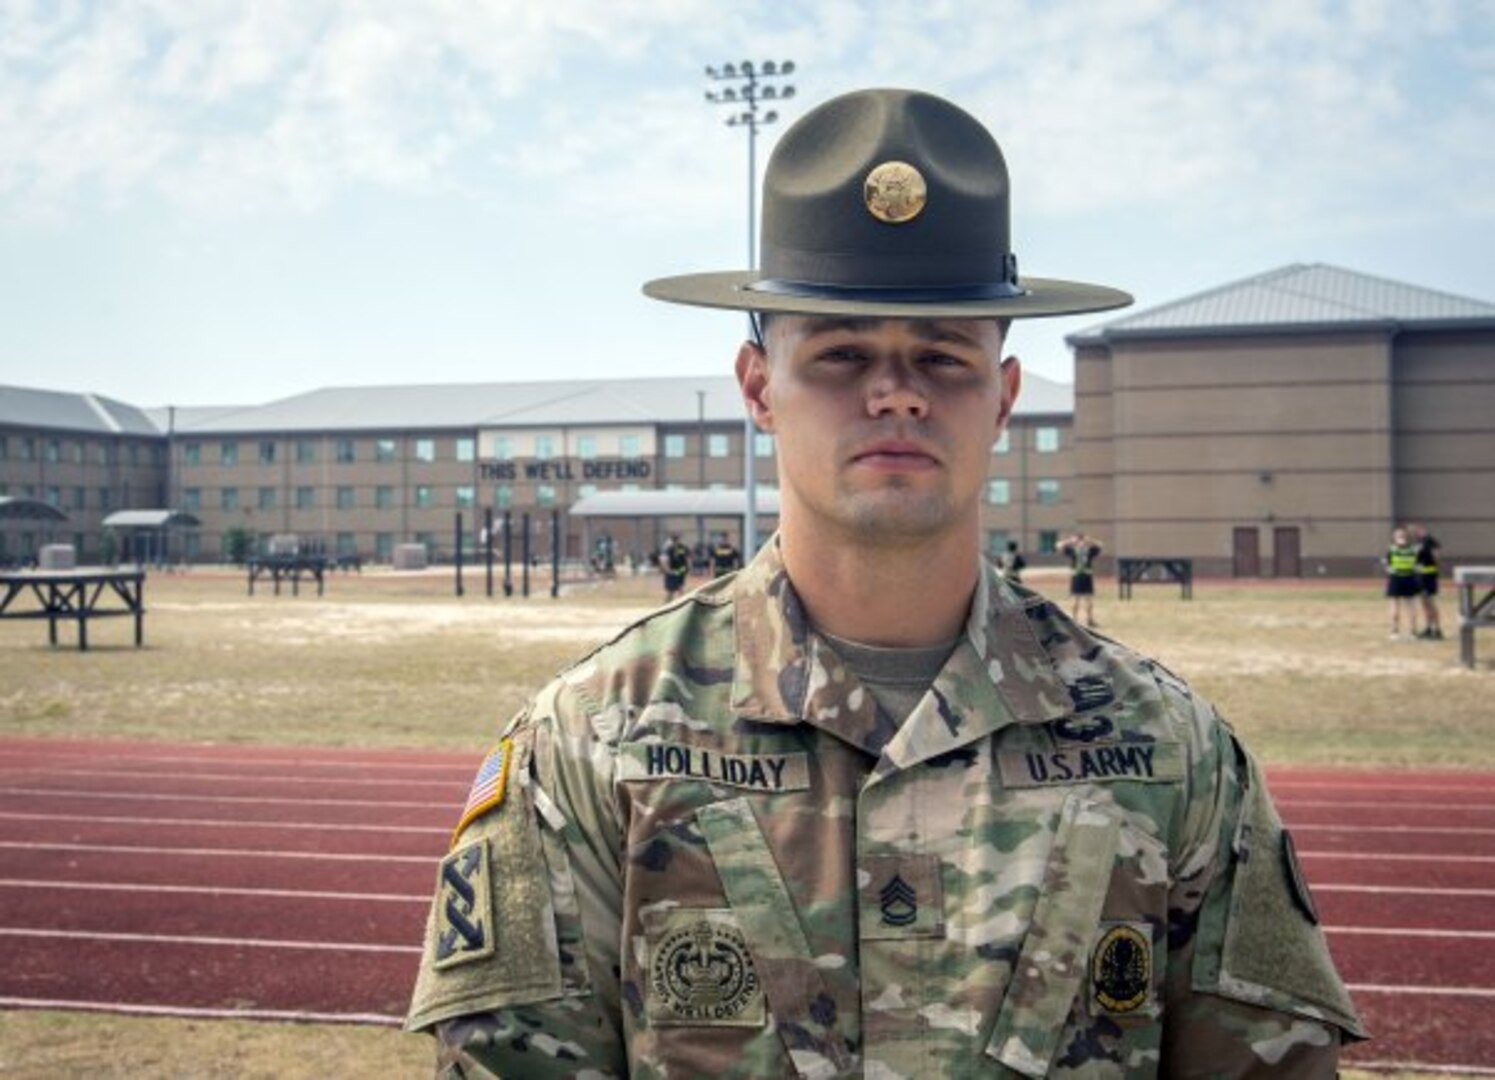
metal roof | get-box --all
[0,385,160,436]
[570,488,782,518]
[1067,264,1495,345]
[102,510,202,528]
[164,370,1074,434]
[0,496,69,522]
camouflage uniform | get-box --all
[408,539,1363,1077]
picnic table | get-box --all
[1454,566,1495,669]
[246,554,328,597]
[1116,557,1194,600]
[0,568,146,651]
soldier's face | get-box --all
[737,316,1019,545]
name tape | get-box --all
[621,742,810,793]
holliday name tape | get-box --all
[620,742,810,792]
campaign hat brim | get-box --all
[643,270,1132,320]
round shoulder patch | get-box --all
[1091,923,1151,1015]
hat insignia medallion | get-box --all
[863,160,927,224]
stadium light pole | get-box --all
[704,59,796,557]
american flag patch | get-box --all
[451,739,513,846]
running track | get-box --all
[1,738,1490,1073]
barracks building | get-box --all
[2,264,1493,575]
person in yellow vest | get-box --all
[1412,523,1444,640]
[1384,525,1420,640]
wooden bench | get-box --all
[1116,557,1194,600]
[0,569,146,651]
[246,555,328,597]
[1454,566,1495,669]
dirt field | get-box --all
[1,565,1488,767]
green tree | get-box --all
[223,526,254,565]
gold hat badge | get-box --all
[863,161,927,224]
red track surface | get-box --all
[1,737,1491,1071]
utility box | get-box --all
[392,543,428,571]
[38,544,77,571]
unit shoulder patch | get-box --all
[433,838,494,970]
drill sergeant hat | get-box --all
[644,87,1132,320]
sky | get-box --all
[1,0,1492,408]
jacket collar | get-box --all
[729,536,1071,762]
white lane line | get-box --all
[0,927,421,953]
[0,840,436,864]
[1328,925,1495,940]
[2,767,466,790]
[1,751,471,774]
[1300,850,1495,863]
[0,811,446,835]
[1280,799,1495,812]
[1269,780,1495,794]
[0,879,427,903]
[0,998,403,1027]
[0,787,453,810]
[1314,883,1495,898]
[1349,983,1495,1000]
[1348,1066,1495,1078]
[1289,823,1495,835]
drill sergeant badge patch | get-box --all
[1091,923,1152,1015]
[647,911,765,1027]
[432,838,494,970]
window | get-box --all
[184,534,202,560]
[986,530,1012,556]
[183,442,201,466]
[534,436,554,461]
[20,438,35,462]
[494,485,512,509]
[578,484,598,500]
[45,439,61,464]
[336,439,356,463]
[336,486,356,510]
[221,488,239,511]
[73,442,85,464]
[986,479,1010,505]
[754,432,774,458]
[993,430,1010,454]
[576,435,597,460]
[619,434,640,457]
[375,533,395,560]
[100,487,113,511]
[493,437,512,461]
[1038,530,1059,554]
[336,532,357,557]
[258,487,276,510]
[72,487,86,511]
[0,437,6,461]
[44,486,61,507]
[375,485,395,510]
[456,485,475,509]
[456,437,475,463]
[1035,479,1061,506]
[296,487,315,510]
[376,438,398,463]
[708,433,729,458]
[1035,426,1060,453]
[415,439,435,463]
[221,441,238,466]
[97,444,110,466]
[664,434,686,459]
[258,440,277,465]
[414,485,432,509]
[296,439,317,464]
[415,531,437,556]
[127,443,140,465]
[536,485,556,507]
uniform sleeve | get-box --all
[406,679,628,1078]
[1161,695,1365,1076]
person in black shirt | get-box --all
[1412,523,1443,640]
[710,533,743,577]
[1059,532,1103,627]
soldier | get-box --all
[710,532,744,577]
[1059,531,1103,628]
[996,537,1026,583]
[1411,523,1444,640]
[1385,525,1420,640]
[658,532,691,601]
[407,88,1363,1076]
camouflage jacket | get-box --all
[407,540,1364,1077]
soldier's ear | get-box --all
[995,355,1022,436]
[737,341,775,434]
